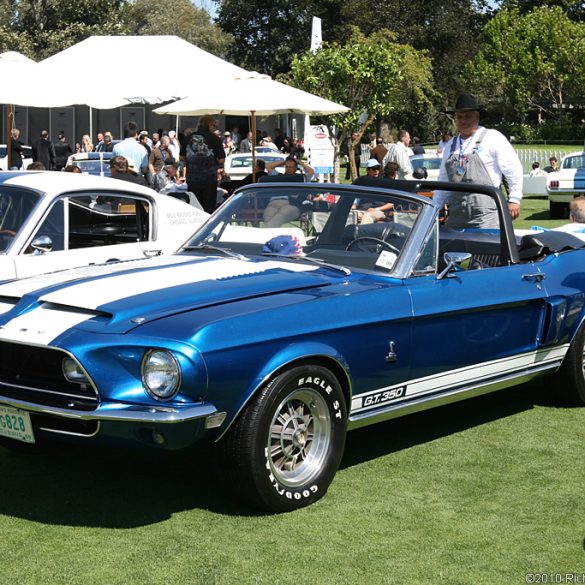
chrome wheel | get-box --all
[267,388,331,488]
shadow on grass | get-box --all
[0,380,555,525]
[340,379,553,470]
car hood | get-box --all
[0,254,342,344]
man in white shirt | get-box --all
[384,129,413,179]
[434,93,523,229]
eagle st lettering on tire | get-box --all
[221,364,347,512]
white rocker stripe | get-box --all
[350,344,570,414]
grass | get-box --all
[0,383,583,585]
[0,195,583,585]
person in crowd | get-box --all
[555,196,585,234]
[109,155,149,187]
[149,134,174,176]
[383,161,400,179]
[9,128,24,170]
[273,128,284,151]
[151,132,160,149]
[27,161,46,170]
[289,138,305,159]
[180,114,225,213]
[265,156,314,179]
[435,92,523,228]
[153,158,187,195]
[222,131,235,156]
[75,143,81,153]
[239,131,253,153]
[94,132,105,151]
[344,132,361,180]
[370,137,388,166]
[530,161,547,177]
[139,131,152,154]
[63,164,81,173]
[437,131,453,154]
[384,129,413,179]
[167,130,180,160]
[231,126,242,150]
[412,167,428,179]
[81,134,93,153]
[411,136,425,154]
[101,132,114,152]
[112,121,148,177]
[54,132,73,171]
[365,158,381,177]
[544,156,559,173]
[31,130,56,170]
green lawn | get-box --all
[1,193,583,585]
[1,382,583,585]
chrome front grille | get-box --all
[0,342,97,410]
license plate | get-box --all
[0,405,35,444]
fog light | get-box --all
[152,430,166,445]
[62,357,89,384]
[205,412,227,429]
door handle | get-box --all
[522,273,545,283]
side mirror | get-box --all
[437,251,472,280]
[31,235,53,255]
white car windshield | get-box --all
[0,187,41,252]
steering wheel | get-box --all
[0,229,16,237]
[345,236,400,255]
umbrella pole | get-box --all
[89,106,93,147]
[6,104,12,169]
[251,110,256,182]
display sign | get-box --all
[306,125,334,174]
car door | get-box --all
[14,192,152,279]
[406,244,549,403]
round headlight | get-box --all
[141,350,181,400]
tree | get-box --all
[497,0,585,21]
[214,0,317,75]
[321,0,492,105]
[284,30,435,180]
[122,0,232,57]
[464,6,585,124]
[0,0,127,59]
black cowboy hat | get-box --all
[446,93,487,116]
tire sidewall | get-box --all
[253,365,347,512]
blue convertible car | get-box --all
[0,179,584,511]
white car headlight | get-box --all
[141,350,181,400]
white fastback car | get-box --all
[546,151,585,218]
[0,171,208,281]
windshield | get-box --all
[183,185,424,273]
[0,187,41,252]
[75,160,112,176]
[562,155,585,170]
[412,157,442,171]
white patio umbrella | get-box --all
[153,72,349,117]
[153,73,349,174]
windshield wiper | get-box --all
[262,253,351,276]
[182,244,247,260]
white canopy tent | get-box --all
[39,35,249,110]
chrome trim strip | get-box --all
[347,360,559,431]
[0,395,217,424]
[38,422,101,438]
[0,380,98,401]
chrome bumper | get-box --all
[0,394,220,425]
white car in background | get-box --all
[0,171,208,281]
[410,153,442,180]
[224,150,287,181]
[546,151,585,218]
[0,144,33,170]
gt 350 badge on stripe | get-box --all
[357,386,406,410]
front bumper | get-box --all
[0,393,226,450]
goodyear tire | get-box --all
[555,324,585,405]
[220,365,347,512]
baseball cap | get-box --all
[366,159,381,168]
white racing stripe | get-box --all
[0,258,319,346]
[350,345,570,414]
[38,259,317,310]
[0,305,95,345]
